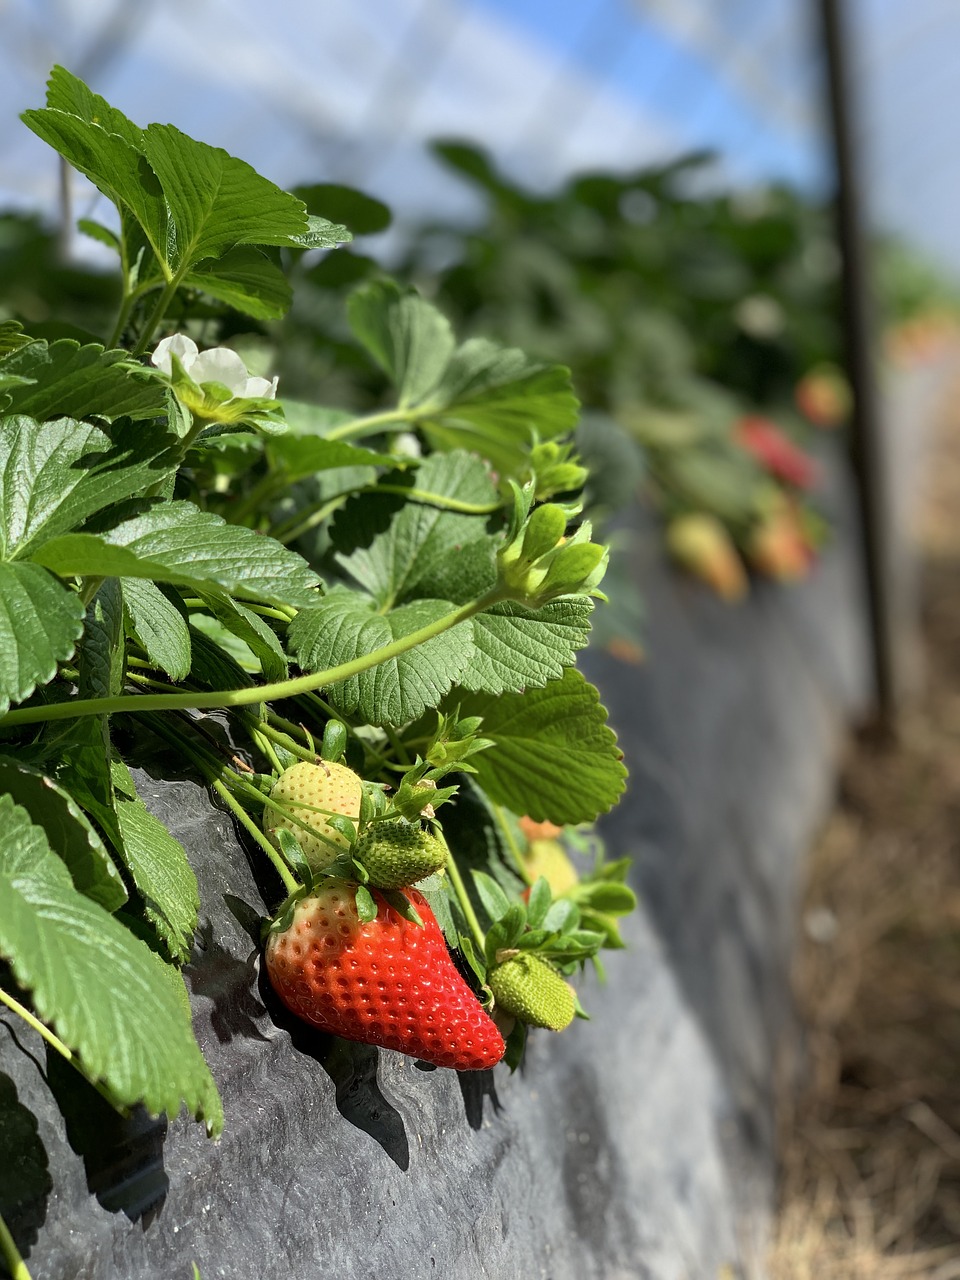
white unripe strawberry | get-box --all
[264,761,362,871]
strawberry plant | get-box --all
[0,68,632,1275]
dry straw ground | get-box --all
[769,378,960,1279]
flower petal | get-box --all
[151,333,198,375]
[243,375,279,400]
[189,347,251,395]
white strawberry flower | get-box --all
[151,333,278,399]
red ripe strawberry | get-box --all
[265,881,505,1071]
[735,416,819,490]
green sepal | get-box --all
[355,884,378,923]
[321,720,348,763]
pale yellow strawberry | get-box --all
[265,761,362,871]
[523,838,580,896]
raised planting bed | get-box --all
[1,462,870,1280]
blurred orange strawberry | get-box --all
[795,365,850,429]
[746,502,815,581]
[518,815,564,843]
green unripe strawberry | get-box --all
[265,760,362,872]
[353,822,447,890]
[488,953,576,1031]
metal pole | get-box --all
[818,0,896,724]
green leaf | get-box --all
[266,433,390,481]
[0,322,32,357]
[457,667,626,825]
[49,716,122,847]
[0,755,126,912]
[333,451,498,608]
[0,342,167,421]
[346,281,578,475]
[0,416,176,561]
[0,794,222,1133]
[0,562,84,712]
[42,64,144,147]
[419,339,578,462]
[289,587,473,725]
[183,247,292,320]
[293,183,391,235]
[462,598,592,694]
[525,876,552,929]
[195,591,287,681]
[348,280,456,405]
[109,762,200,963]
[140,124,343,271]
[121,579,192,681]
[188,626,256,694]
[78,578,125,700]
[573,881,637,914]
[292,214,352,250]
[77,218,121,252]
[471,870,511,922]
[30,500,321,608]
[21,98,168,271]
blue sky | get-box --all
[1,0,957,269]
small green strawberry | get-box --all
[264,760,362,871]
[488,953,576,1031]
[353,822,447,890]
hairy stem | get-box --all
[131,275,183,357]
[492,803,532,884]
[2,590,506,728]
[325,408,415,442]
[271,494,350,546]
[0,986,121,1111]
[210,778,299,895]
[359,484,504,515]
[439,833,487,955]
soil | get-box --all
[769,374,960,1279]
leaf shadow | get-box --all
[44,1051,169,1227]
[185,906,271,1046]
[0,1067,51,1260]
[256,963,411,1171]
[456,1067,502,1131]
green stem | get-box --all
[227,472,286,527]
[325,408,415,442]
[0,986,121,1111]
[106,289,136,350]
[357,484,504,515]
[440,834,487,955]
[0,1209,32,1280]
[2,590,506,728]
[271,494,350,546]
[492,803,532,884]
[132,276,181,357]
[253,720,316,764]
[265,709,315,743]
[127,671,182,693]
[249,726,284,774]
[210,777,298,895]
[384,724,412,766]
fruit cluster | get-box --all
[261,758,593,1071]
